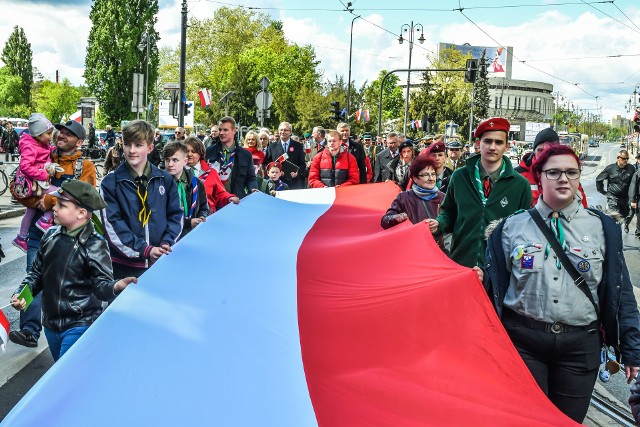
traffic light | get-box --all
[184,101,191,116]
[465,59,478,83]
[330,101,341,121]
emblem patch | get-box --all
[500,197,509,208]
[289,147,295,153]
[159,185,165,195]
[521,255,534,269]
[577,260,590,272]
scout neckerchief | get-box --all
[544,211,567,269]
[474,160,506,206]
[188,174,198,219]
[135,175,151,226]
[176,173,189,217]
[217,145,236,182]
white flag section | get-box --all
[2,192,334,427]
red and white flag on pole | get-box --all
[355,109,362,123]
[198,89,211,107]
[0,310,9,351]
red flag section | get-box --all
[297,182,578,426]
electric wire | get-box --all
[611,0,640,32]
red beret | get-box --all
[266,161,282,171]
[425,140,446,156]
[474,118,510,139]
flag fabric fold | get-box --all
[2,184,579,426]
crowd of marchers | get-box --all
[3,112,640,425]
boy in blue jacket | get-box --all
[100,120,183,281]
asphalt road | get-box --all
[0,143,639,422]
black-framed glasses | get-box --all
[542,169,581,180]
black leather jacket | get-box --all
[18,221,117,332]
[596,163,636,198]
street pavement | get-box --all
[0,144,639,424]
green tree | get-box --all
[32,79,82,123]
[84,0,159,126]
[473,49,490,120]
[364,71,404,135]
[1,26,33,107]
[0,66,26,116]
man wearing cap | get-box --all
[427,118,531,268]
[445,140,466,171]
[424,141,453,193]
[9,120,97,349]
[362,134,378,174]
[515,128,588,207]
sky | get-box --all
[2,0,639,123]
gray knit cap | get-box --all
[28,113,53,137]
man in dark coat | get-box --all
[263,121,307,189]
[205,116,258,198]
[373,132,400,183]
[596,149,635,225]
[338,122,368,184]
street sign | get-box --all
[256,109,271,119]
[255,90,273,110]
[259,76,270,90]
[163,82,180,90]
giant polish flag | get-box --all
[2,183,579,426]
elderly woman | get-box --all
[484,144,640,423]
[381,155,446,248]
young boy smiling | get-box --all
[100,120,183,280]
[11,180,137,361]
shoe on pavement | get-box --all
[35,215,53,232]
[12,236,27,253]
[625,223,630,233]
[9,330,38,348]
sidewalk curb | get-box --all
[0,207,25,220]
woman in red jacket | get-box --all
[308,130,359,188]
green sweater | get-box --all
[436,154,532,268]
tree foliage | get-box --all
[364,71,404,134]
[1,26,33,107]
[0,67,26,116]
[85,0,159,126]
[474,49,490,120]
[32,79,83,123]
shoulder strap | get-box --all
[75,157,84,179]
[528,208,599,313]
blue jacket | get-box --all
[100,162,183,269]
[484,208,640,366]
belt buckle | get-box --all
[550,322,564,334]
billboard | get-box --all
[525,122,550,143]
[438,43,513,79]
[158,99,195,128]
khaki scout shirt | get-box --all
[501,197,605,325]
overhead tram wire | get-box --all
[579,0,640,34]
[456,8,598,100]
[522,53,640,62]
[611,1,640,33]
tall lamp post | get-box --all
[138,27,157,121]
[398,21,425,135]
[346,13,361,124]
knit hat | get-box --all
[533,128,560,151]
[28,113,53,137]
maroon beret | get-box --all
[425,140,446,155]
[474,118,510,139]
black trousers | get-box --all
[606,194,630,218]
[625,206,640,235]
[502,310,601,423]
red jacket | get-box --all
[308,148,359,188]
[200,160,236,212]
[516,154,588,208]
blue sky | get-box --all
[3,0,639,121]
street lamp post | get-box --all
[138,27,157,122]
[346,13,361,124]
[398,21,425,135]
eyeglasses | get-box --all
[618,156,629,160]
[175,131,183,135]
[449,148,461,151]
[541,169,581,180]
[417,172,437,178]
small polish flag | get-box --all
[355,109,362,123]
[0,310,9,351]
[363,109,370,122]
[198,89,211,107]
[276,153,289,163]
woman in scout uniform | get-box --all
[484,144,640,423]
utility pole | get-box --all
[178,0,187,127]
